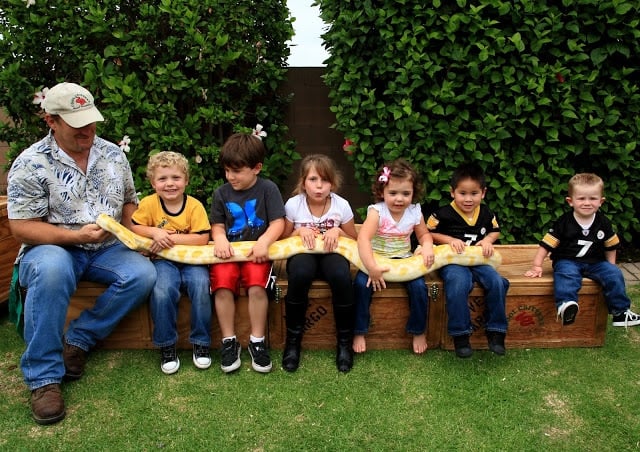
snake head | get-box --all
[96,213,139,250]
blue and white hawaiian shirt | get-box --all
[8,131,138,254]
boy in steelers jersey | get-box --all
[427,162,509,358]
[525,173,640,327]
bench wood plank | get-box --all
[60,244,607,351]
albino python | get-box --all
[97,214,501,282]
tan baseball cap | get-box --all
[42,82,104,128]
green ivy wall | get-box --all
[0,0,297,206]
[318,0,640,244]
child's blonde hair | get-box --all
[293,154,342,195]
[568,173,604,197]
[146,151,190,181]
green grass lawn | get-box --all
[1,288,639,451]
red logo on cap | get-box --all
[71,94,90,109]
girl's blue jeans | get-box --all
[150,259,211,347]
[353,270,428,335]
[439,264,509,337]
[553,259,630,314]
[18,243,156,390]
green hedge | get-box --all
[0,0,297,206]
[318,0,640,244]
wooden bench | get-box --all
[63,244,608,351]
[440,245,608,350]
[0,198,20,305]
[66,283,283,350]
[1,197,608,350]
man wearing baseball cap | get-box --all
[7,82,157,425]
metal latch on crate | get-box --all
[428,283,440,302]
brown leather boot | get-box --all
[63,341,88,380]
[31,383,65,425]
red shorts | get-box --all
[209,261,273,295]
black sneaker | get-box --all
[486,331,506,356]
[612,309,640,327]
[220,338,241,373]
[557,301,579,325]
[248,340,272,373]
[192,344,212,369]
[160,345,180,375]
[453,334,473,358]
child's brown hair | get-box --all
[372,158,423,203]
[219,133,265,169]
[293,154,342,195]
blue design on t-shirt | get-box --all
[226,199,265,240]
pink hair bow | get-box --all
[378,166,391,183]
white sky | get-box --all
[287,0,329,67]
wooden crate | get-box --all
[271,260,446,351]
[66,281,154,349]
[67,281,283,350]
[63,245,608,351]
[0,196,21,304]
[439,245,608,350]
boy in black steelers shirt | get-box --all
[427,162,509,358]
[525,173,640,327]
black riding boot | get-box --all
[282,297,306,372]
[336,330,354,372]
[282,329,302,372]
[334,304,354,372]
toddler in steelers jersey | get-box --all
[525,173,640,327]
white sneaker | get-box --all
[160,345,180,375]
[612,309,640,328]
[557,301,579,325]
[192,344,212,369]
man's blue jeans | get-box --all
[150,259,211,347]
[18,243,156,390]
[439,264,509,337]
[553,259,630,314]
[353,270,428,335]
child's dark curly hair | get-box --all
[371,158,423,203]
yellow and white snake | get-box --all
[97,214,501,282]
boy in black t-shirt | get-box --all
[525,173,640,327]
[210,130,286,373]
